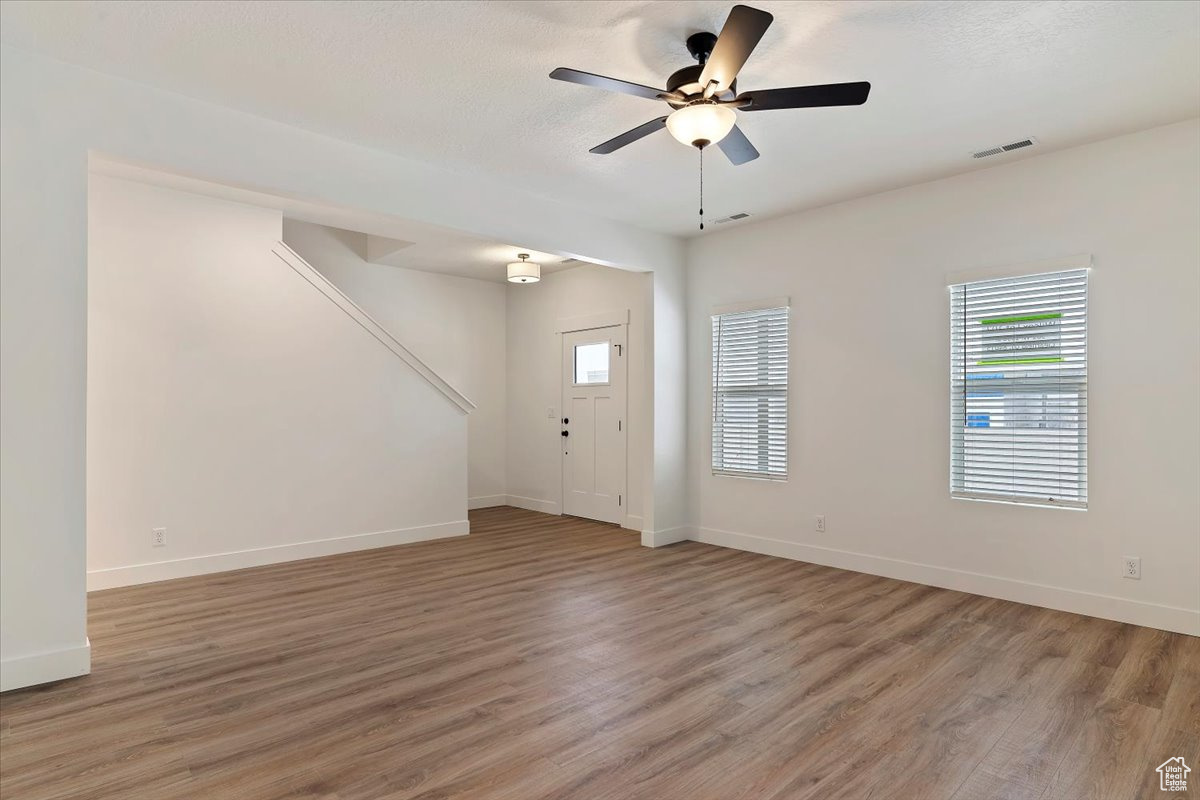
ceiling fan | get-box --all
[550,4,870,228]
[550,4,870,165]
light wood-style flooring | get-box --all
[1,507,1197,799]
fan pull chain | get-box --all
[699,145,705,231]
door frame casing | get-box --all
[556,309,630,528]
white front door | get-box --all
[561,326,627,524]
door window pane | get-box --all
[574,342,609,384]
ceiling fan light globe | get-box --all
[666,104,736,148]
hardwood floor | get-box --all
[2,507,1196,799]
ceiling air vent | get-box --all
[972,137,1038,159]
[714,212,752,224]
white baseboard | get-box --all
[641,526,691,548]
[505,495,560,515]
[1,638,91,692]
[468,494,507,510]
[691,526,1200,636]
[87,520,469,591]
[623,514,644,533]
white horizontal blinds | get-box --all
[950,269,1088,508]
[712,306,788,479]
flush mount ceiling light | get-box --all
[549,3,871,229]
[506,253,540,284]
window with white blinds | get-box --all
[712,305,788,479]
[950,269,1088,508]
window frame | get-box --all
[711,298,790,481]
[948,263,1089,510]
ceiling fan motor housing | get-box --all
[667,64,736,106]
[667,32,736,106]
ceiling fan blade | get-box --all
[698,5,774,95]
[590,117,669,154]
[717,125,760,165]
[550,67,667,101]
[738,82,871,111]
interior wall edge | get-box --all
[504,495,561,516]
[0,639,91,693]
[468,495,508,510]
[641,526,692,548]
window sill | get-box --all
[712,471,788,482]
[951,493,1086,511]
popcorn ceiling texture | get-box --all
[1,0,1197,236]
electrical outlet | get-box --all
[1122,556,1140,580]
[815,515,826,533]
[152,527,166,547]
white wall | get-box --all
[86,175,468,590]
[644,264,690,545]
[282,220,506,507]
[686,119,1200,635]
[0,45,680,690]
[506,265,652,530]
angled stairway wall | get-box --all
[280,219,506,510]
[86,175,472,590]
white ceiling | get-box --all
[300,224,575,284]
[92,156,570,282]
[5,1,1199,237]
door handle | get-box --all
[561,430,569,437]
